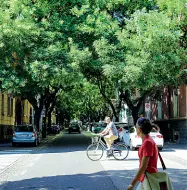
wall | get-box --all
[0,92,15,141]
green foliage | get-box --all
[57,78,105,120]
[0,0,186,120]
[105,9,186,95]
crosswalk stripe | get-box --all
[0,149,33,173]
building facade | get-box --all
[145,85,187,143]
[0,92,15,142]
[0,92,33,142]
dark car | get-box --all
[92,122,106,133]
[68,122,81,134]
[47,125,60,134]
[51,125,60,134]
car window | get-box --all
[15,126,33,132]
[129,127,135,133]
[151,128,158,132]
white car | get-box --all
[114,122,128,141]
[123,126,164,150]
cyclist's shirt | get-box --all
[107,122,118,136]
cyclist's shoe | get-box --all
[106,150,113,158]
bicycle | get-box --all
[86,135,129,161]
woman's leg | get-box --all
[104,135,118,149]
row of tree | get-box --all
[0,0,186,134]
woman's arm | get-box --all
[127,156,150,189]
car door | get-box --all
[123,128,130,145]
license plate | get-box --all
[151,136,155,138]
[19,135,27,137]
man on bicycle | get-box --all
[99,117,118,156]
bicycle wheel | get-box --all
[112,143,129,160]
[87,144,104,161]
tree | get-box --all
[104,9,187,123]
[0,0,81,132]
[57,77,106,123]
[69,1,187,123]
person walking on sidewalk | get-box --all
[99,116,118,156]
[127,117,158,190]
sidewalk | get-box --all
[0,134,55,175]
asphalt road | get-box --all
[0,131,187,190]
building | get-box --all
[0,92,33,142]
[0,92,15,142]
[145,85,187,143]
[15,97,33,125]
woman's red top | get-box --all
[138,135,158,182]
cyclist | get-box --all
[99,116,118,157]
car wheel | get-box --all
[12,142,16,147]
[158,147,163,151]
[129,140,135,150]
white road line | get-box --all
[20,170,27,176]
[27,163,34,167]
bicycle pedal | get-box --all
[106,153,112,157]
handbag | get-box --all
[145,152,174,190]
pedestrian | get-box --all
[99,116,118,157]
[126,117,158,190]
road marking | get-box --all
[33,155,42,161]
[0,149,33,175]
[20,170,27,176]
[27,163,34,167]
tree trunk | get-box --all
[131,106,141,125]
[34,107,43,130]
[120,90,146,125]
[107,99,119,121]
[28,95,44,131]
[47,111,52,130]
[47,96,57,131]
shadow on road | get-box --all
[0,168,186,190]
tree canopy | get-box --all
[0,0,186,124]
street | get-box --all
[0,131,187,190]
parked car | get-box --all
[47,125,60,134]
[51,125,60,134]
[92,122,106,133]
[114,122,129,141]
[12,125,41,147]
[68,121,81,134]
[123,126,164,150]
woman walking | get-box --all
[127,117,158,190]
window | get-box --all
[173,90,179,117]
[157,101,162,120]
[7,96,11,116]
[11,98,13,116]
[2,94,4,116]
[15,125,34,132]
[129,127,135,133]
[7,95,13,116]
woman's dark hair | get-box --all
[137,117,153,134]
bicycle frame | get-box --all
[92,135,106,150]
[87,135,129,161]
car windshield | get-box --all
[151,128,159,132]
[71,123,78,126]
[15,125,33,132]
